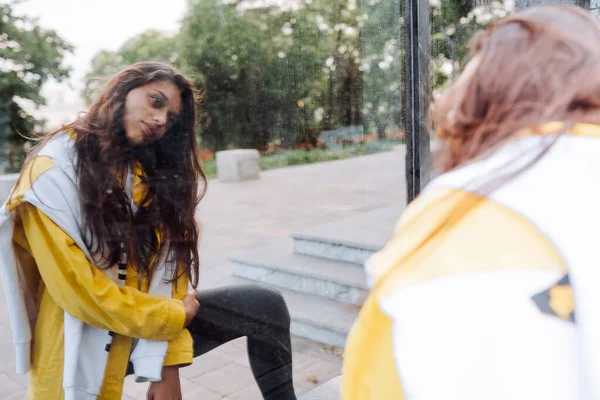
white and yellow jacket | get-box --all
[342,123,600,400]
[0,132,193,399]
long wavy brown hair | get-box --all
[30,62,206,287]
[435,4,600,173]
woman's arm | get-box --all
[163,272,194,368]
[19,202,186,341]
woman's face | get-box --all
[123,80,182,147]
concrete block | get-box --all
[0,174,18,205]
[216,149,260,183]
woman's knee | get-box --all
[243,284,291,327]
[195,283,291,328]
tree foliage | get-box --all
[0,1,73,144]
[430,0,514,96]
[81,30,177,104]
[80,0,513,151]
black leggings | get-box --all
[188,284,297,399]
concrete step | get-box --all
[299,375,342,400]
[292,204,404,265]
[230,239,368,305]
[231,277,359,348]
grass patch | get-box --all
[201,141,395,179]
[202,159,217,178]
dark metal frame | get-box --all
[575,0,591,9]
[403,0,431,203]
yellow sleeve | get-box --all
[164,329,194,367]
[19,202,186,341]
[163,272,194,367]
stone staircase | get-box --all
[230,204,404,348]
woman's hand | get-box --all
[147,366,182,400]
[183,290,200,326]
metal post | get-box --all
[575,0,590,8]
[404,0,431,203]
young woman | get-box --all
[0,61,296,399]
[343,5,600,400]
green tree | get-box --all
[430,0,514,95]
[179,0,365,151]
[180,0,273,150]
[83,0,502,152]
[0,1,73,144]
[82,30,178,104]
[359,0,405,139]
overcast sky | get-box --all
[10,0,188,107]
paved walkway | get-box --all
[0,147,406,399]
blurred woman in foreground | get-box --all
[343,5,600,399]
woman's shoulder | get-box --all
[29,130,79,180]
[35,129,77,162]
[367,185,564,292]
[6,131,78,211]
[6,155,57,212]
